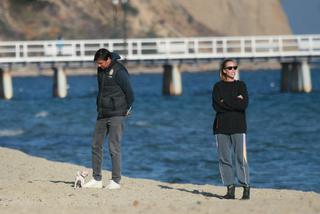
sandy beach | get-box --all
[0,147,319,214]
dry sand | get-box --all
[0,147,319,214]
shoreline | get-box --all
[0,147,319,214]
[7,61,285,77]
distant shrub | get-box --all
[11,0,39,5]
[124,3,139,16]
[145,27,158,38]
[187,15,194,24]
[10,0,50,11]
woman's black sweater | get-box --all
[212,80,249,135]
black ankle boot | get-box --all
[241,186,250,200]
[223,185,235,199]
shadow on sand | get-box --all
[158,184,224,199]
[49,180,74,188]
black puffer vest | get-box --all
[96,63,128,118]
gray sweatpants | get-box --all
[216,133,250,186]
[92,116,124,183]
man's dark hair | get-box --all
[94,48,112,62]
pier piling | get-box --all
[52,66,68,98]
[281,61,312,93]
[0,68,13,100]
[162,64,182,96]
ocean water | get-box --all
[1,69,319,193]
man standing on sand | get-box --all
[84,48,134,189]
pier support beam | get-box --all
[162,64,182,96]
[281,61,312,93]
[0,68,13,100]
[52,66,67,98]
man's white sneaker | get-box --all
[106,180,121,189]
[83,178,103,188]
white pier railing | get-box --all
[0,34,320,64]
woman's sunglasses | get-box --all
[224,66,238,71]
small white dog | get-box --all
[74,170,89,189]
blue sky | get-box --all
[281,0,320,34]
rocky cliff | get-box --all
[0,0,291,41]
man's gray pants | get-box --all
[92,116,124,183]
[216,133,250,186]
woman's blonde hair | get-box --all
[219,58,237,80]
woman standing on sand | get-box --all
[212,58,250,200]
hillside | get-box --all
[0,0,291,40]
